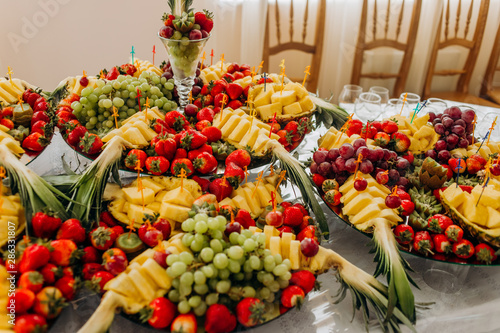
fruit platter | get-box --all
[311,106,500,266]
[0,77,55,165]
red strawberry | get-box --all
[281,285,305,308]
[171,313,197,333]
[226,63,240,74]
[188,144,213,161]
[40,263,60,285]
[195,120,211,131]
[56,219,86,243]
[152,135,177,160]
[236,298,265,327]
[227,100,243,110]
[19,244,51,273]
[202,126,222,143]
[226,82,243,100]
[214,93,229,108]
[225,149,251,168]
[224,162,245,184]
[289,270,317,294]
[19,271,44,293]
[283,207,304,227]
[453,239,475,259]
[120,63,137,76]
[413,231,434,256]
[193,152,218,174]
[78,132,103,155]
[0,118,14,130]
[445,224,463,243]
[32,211,62,239]
[14,314,47,333]
[297,225,317,242]
[399,199,415,216]
[427,214,453,234]
[205,304,237,333]
[22,132,49,152]
[194,11,207,25]
[90,227,117,251]
[449,158,466,174]
[9,289,35,315]
[391,132,410,153]
[163,14,176,26]
[142,297,176,329]
[192,175,211,192]
[312,173,326,187]
[292,203,308,217]
[200,9,214,33]
[171,158,194,177]
[174,148,188,159]
[164,111,189,131]
[208,178,233,201]
[180,130,207,150]
[100,211,118,227]
[106,66,120,80]
[56,111,77,128]
[197,107,215,122]
[374,132,390,147]
[82,263,104,281]
[81,246,100,264]
[381,119,398,134]
[55,276,76,300]
[402,150,414,164]
[474,243,497,264]
[345,119,363,136]
[441,164,453,180]
[393,224,414,245]
[31,120,50,136]
[234,209,256,229]
[124,149,148,169]
[211,80,228,97]
[66,124,87,146]
[90,271,114,292]
[284,121,301,141]
[277,129,292,146]
[432,234,452,254]
[466,154,486,174]
[50,239,78,267]
[145,156,170,175]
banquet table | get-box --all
[25,99,500,333]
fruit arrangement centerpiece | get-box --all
[158,0,213,108]
[0,77,55,163]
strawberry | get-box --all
[188,144,213,161]
[236,298,265,327]
[99,211,118,227]
[432,234,452,254]
[312,173,326,187]
[40,264,60,285]
[277,129,292,146]
[55,276,76,300]
[224,162,245,185]
[445,224,463,243]
[449,158,466,174]
[9,289,35,315]
[292,203,309,216]
[277,225,294,236]
[205,304,237,333]
[345,119,363,136]
[81,246,100,264]
[171,158,194,177]
[31,120,50,136]
[50,239,78,267]
[33,286,66,319]
[281,285,305,308]
[225,149,251,168]
[374,132,390,147]
[211,80,228,97]
[194,11,207,25]
[197,107,215,122]
[202,126,222,143]
[90,227,116,251]
[399,199,415,216]
[163,13,176,26]
[56,218,86,244]
[234,209,255,229]
[150,118,170,134]
[174,148,188,159]
[393,224,414,245]
[152,135,177,160]
[474,243,497,264]
[180,130,207,150]
[19,271,44,293]
[90,271,114,292]
[361,123,378,139]
[226,63,240,74]
[213,92,229,108]
[453,239,474,259]
[56,111,77,128]
[19,244,51,273]
[226,82,243,100]
[391,132,410,153]
[65,124,87,146]
[193,152,218,174]
[124,149,148,169]
[82,263,104,281]
[171,313,197,333]
[371,120,382,131]
[284,121,301,141]
[297,225,317,242]
[208,178,233,201]
[22,132,48,151]
[195,120,211,131]
[120,63,137,76]
[164,111,189,131]
[106,66,120,80]
[32,211,62,239]
[466,154,486,174]
[78,132,103,155]
[289,270,317,294]
[145,156,170,175]
[0,118,13,130]
[381,119,398,134]
[413,231,434,256]
[14,314,47,333]
[192,175,211,192]
[441,164,453,179]
[427,214,453,234]
[200,9,214,33]
[283,207,304,227]
[141,297,176,329]
[227,100,243,110]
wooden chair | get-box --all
[351,0,422,98]
[480,23,500,105]
[422,0,499,107]
[262,0,326,93]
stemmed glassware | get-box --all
[338,85,362,113]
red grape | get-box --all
[452,125,465,136]
[265,211,283,227]
[461,109,475,124]
[376,171,389,184]
[388,151,398,161]
[426,150,437,159]
[356,146,370,159]
[310,162,318,174]
[313,150,328,164]
[339,143,355,159]
[318,162,332,177]
[388,169,400,182]
[447,106,462,120]
[359,160,374,174]
[396,177,409,188]
[377,160,389,169]
[437,150,451,162]
[159,26,174,38]
[345,158,357,173]
[153,250,170,268]
[428,112,437,122]
[184,104,199,117]
[301,238,319,257]
[458,138,469,148]
[446,134,459,146]
[396,158,410,170]
[442,117,454,128]
[382,149,392,161]
[433,118,442,126]
[435,140,447,151]
[354,178,368,191]
[434,123,445,135]
[153,219,172,240]
[352,138,367,152]
[454,119,466,127]
[491,164,500,176]
[327,148,340,162]
[335,173,349,185]
[225,222,242,237]
[335,157,346,172]
[385,195,402,209]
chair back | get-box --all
[480,23,500,97]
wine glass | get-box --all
[477,112,500,142]
[369,86,390,104]
[354,92,382,122]
[398,92,420,117]
[425,98,448,115]
[158,33,210,109]
[338,85,362,113]
[384,98,399,118]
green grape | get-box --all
[119,111,127,119]
[116,75,126,82]
[165,82,174,90]
[85,122,95,130]
[193,233,204,243]
[259,287,271,300]
[210,239,223,253]
[194,213,208,223]
[282,271,292,281]
[134,105,140,111]
[215,215,226,227]
[282,259,291,270]
[190,240,203,252]
[181,218,195,232]
[160,77,167,84]
[102,99,112,109]
[249,255,260,270]
[274,254,283,265]
[105,120,113,128]
[188,295,201,308]
[182,234,193,247]
[243,261,253,273]
[242,286,256,298]
[205,293,219,306]
[207,218,218,230]
[71,101,82,112]
[208,279,218,291]
[242,229,253,238]
[127,109,136,117]
[200,247,214,263]
[229,233,239,245]
[216,280,231,294]
[264,260,276,272]
[193,283,208,295]
[97,100,104,108]
[89,117,98,125]
[194,221,208,234]
[234,272,245,281]
[227,259,241,274]
[237,234,247,246]
[150,94,158,101]
[178,300,191,314]
[120,81,128,89]
[88,94,98,104]
[262,273,274,286]
[167,254,180,266]
[168,289,180,303]
[97,115,105,122]
[140,83,150,92]
[179,252,194,265]
[154,99,164,108]
[113,97,124,108]
[179,284,192,297]
[269,280,280,293]
[103,111,111,117]
[72,110,81,118]
[96,79,105,88]
[210,230,223,240]
[227,246,244,260]
[79,97,89,105]
[263,249,272,257]
[81,87,93,97]
[193,270,206,285]
[255,233,266,246]
[229,287,241,301]
[172,30,182,39]
[218,268,230,280]
[266,292,275,303]
[213,253,228,269]
[243,239,257,252]
[193,301,207,317]
[170,261,187,277]
[163,102,171,112]
[150,86,161,96]
[127,84,135,92]
[202,265,217,278]
[152,75,161,84]
[277,277,289,289]
[102,84,113,94]
[88,110,96,117]
[114,91,122,98]
[94,88,103,96]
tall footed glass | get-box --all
[158,33,210,109]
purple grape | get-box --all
[458,138,469,148]
[428,112,437,122]
[196,68,201,77]
[425,150,438,159]
[191,85,202,96]
[388,151,398,161]
[373,148,385,161]
[383,149,392,161]
[446,134,459,146]
[467,135,475,145]
[397,177,409,187]
[388,169,400,182]
[335,157,346,172]
[398,169,407,177]
[162,71,173,80]
[447,142,456,151]
[434,123,445,135]
[396,158,410,170]
[313,150,328,164]
[359,160,374,174]
[327,148,340,162]
[225,222,242,237]
[437,113,443,119]
[339,143,355,159]
[318,162,332,177]
[435,140,447,151]
[335,173,349,186]
[466,123,474,134]
[352,138,367,152]
[356,146,370,159]
[443,117,454,128]
[377,160,389,169]
[345,158,357,173]
[438,150,451,162]
[310,162,318,174]
[452,125,465,136]
[454,119,466,127]
[447,106,462,120]
[433,118,442,126]
[184,104,199,117]
[461,109,475,124]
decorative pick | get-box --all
[220,95,228,121]
[263,72,268,92]
[279,59,285,71]
[130,46,135,64]
[82,70,87,78]
[472,114,477,136]
[23,235,30,245]
[257,61,264,73]
[269,113,277,138]
[200,51,206,71]
[137,88,143,112]
[476,177,490,207]
[476,131,490,154]
[275,170,286,192]
[6,66,14,86]
[230,210,235,224]
[188,91,193,104]
[179,168,187,191]
[334,113,354,145]
[220,53,225,72]
[302,65,311,87]
[410,103,419,122]
[100,70,105,79]
[210,49,214,66]
[112,106,119,129]
[269,165,275,176]
[486,116,497,146]
[152,45,156,66]
[251,66,256,83]
[135,161,145,210]
[410,100,428,124]
[221,175,229,188]
[280,66,286,96]
[144,97,150,121]
[362,121,371,140]
[269,191,277,212]
[252,171,264,198]
[353,153,363,179]
[127,219,136,239]
[17,95,23,108]
[399,93,408,116]
[454,158,463,188]
[244,166,249,184]
[391,185,399,197]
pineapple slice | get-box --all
[349,204,382,224]
[441,186,466,208]
[289,240,302,269]
[0,197,18,216]
[159,203,190,222]
[256,184,273,208]
[218,197,235,207]
[127,204,156,224]
[122,127,148,147]
[239,126,260,149]
[161,187,195,207]
[298,95,315,112]
[130,178,164,194]
[213,108,233,128]
[122,187,155,205]
[263,225,279,248]
[146,202,161,212]
[228,119,251,142]
[128,269,156,301]
[104,274,142,299]
[486,207,500,229]
[254,86,275,108]
[471,185,500,209]
[283,102,302,115]
[231,195,253,214]
[281,232,295,260]
[249,226,263,233]
[256,102,282,121]
[269,236,281,256]
[461,194,488,226]
[284,82,308,99]
[342,193,374,216]
[242,187,264,217]
[271,90,296,106]
[221,116,240,137]
[264,184,282,202]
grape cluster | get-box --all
[427,107,476,163]
[70,72,177,134]
[165,213,293,316]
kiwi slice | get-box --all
[115,233,144,254]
